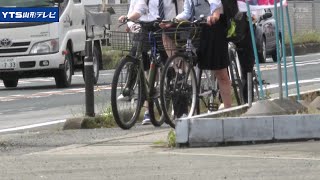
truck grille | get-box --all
[0,41,30,54]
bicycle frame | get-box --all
[128,28,162,106]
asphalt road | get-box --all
[0,53,320,130]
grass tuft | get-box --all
[81,106,116,129]
[286,31,320,45]
[167,129,176,148]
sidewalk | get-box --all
[1,128,320,179]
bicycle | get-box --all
[110,19,165,129]
[159,19,205,128]
[159,18,246,128]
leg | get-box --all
[162,33,175,58]
[213,68,232,108]
[142,50,151,125]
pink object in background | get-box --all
[257,0,281,5]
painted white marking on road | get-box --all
[259,59,320,71]
[0,85,112,102]
[158,152,320,161]
[264,78,320,90]
[0,119,66,133]
[41,91,63,94]
[10,95,24,97]
[73,73,112,77]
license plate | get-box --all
[0,58,16,69]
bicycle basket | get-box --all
[108,31,150,51]
[155,26,202,52]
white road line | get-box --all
[73,73,112,77]
[259,59,320,71]
[264,78,320,90]
[0,119,66,133]
[157,152,320,161]
[0,85,112,102]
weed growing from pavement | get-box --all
[81,106,117,129]
[167,129,176,148]
[153,140,167,147]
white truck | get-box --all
[0,0,112,88]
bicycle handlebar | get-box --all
[118,16,208,29]
[118,17,163,28]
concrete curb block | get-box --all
[177,114,320,147]
[176,104,249,145]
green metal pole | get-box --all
[245,0,265,99]
[279,0,288,97]
[274,0,283,100]
[285,6,301,100]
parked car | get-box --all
[255,9,282,63]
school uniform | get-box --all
[176,0,229,70]
[210,0,257,102]
[127,0,180,70]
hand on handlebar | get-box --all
[159,22,173,29]
[207,14,220,26]
[207,9,220,26]
[118,15,127,23]
[159,18,184,29]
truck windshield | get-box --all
[0,0,57,7]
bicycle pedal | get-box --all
[208,103,219,112]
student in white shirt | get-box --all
[209,0,260,103]
[175,0,232,109]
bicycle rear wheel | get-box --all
[111,56,142,129]
[148,63,165,127]
[196,69,220,114]
[228,48,244,106]
[252,70,260,101]
[160,54,197,128]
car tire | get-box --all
[258,38,267,63]
[55,47,73,88]
[272,38,282,63]
[3,78,18,88]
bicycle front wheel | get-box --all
[148,63,165,127]
[160,54,197,128]
[111,56,142,129]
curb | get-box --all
[286,43,320,56]
[176,114,320,147]
[175,105,249,145]
[176,90,320,147]
[63,118,85,130]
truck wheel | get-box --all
[82,45,100,84]
[55,47,73,88]
[3,79,18,88]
